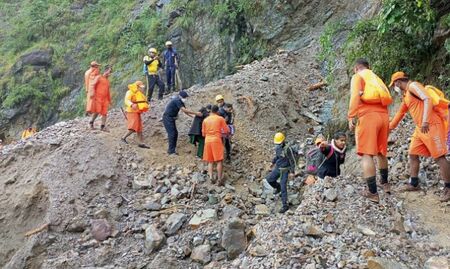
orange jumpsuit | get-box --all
[90,76,111,116]
[348,71,389,156]
[124,83,143,133]
[202,114,230,162]
[84,67,100,113]
[390,81,447,159]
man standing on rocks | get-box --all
[215,94,226,108]
[163,90,200,155]
[189,105,212,159]
[89,65,112,131]
[202,105,230,185]
[266,132,295,213]
[219,103,235,162]
[389,72,450,202]
[85,61,101,116]
[163,41,179,92]
[143,48,165,101]
[121,81,150,149]
[347,58,392,203]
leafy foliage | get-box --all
[319,0,438,84]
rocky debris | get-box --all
[222,205,243,219]
[424,257,449,269]
[191,244,211,265]
[254,204,270,216]
[221,218,247,259]
[90,219,112,241]
[189,209,217,228]
[357,225,377,236]
[165,213,187,235]
[367,257,408,269]
[144,225,166,253]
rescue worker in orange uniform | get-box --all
[389,72,450,202]
[121,81,150,149]
[89,65,112,131]
[348,58,391,203]
[202,105,230,186]
[85,61,101,115]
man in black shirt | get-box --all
[163,90,200,155]
[219,103,234,161]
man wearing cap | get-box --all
[389,71,450,202]
[162,90,200,155]
[143,48,165,101]
[215,95,226,108]
[347,58,391,203]
[121,81,150,149]
[89,65,112,131]
[163,41,179,92]
[85,61,101,115]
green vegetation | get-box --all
[319,0,446,90]
[0,0,269,127]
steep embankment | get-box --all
[1,48,449,269]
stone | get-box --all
[132,178,152,189]
[207,194,218,205]
[254,204,270,216]
[221,219,247,259]
[91,219,112,241]
[391,213,405,234]
[145,225,166,252]
[145,201,162,211]
[165,213,187,235]
[363,249,376,258]
[191,244,211,265]
[424,257,449,269]
[222,205,243,219]
[304,224,325,238]
[189,209,217,228]
[367,257,408,269]
[324,188,338,201]
[357,225,377,236]
[193,236,204,247]
[304,264,316,269]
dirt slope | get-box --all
[0,47,449,269]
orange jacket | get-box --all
[202,114,230,143]
[348,70,389,119]
[94,76,111,103]
[390,81,442,129]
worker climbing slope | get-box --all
[389,72,450,202]
[121,81,150,149]
[347,58,392,203]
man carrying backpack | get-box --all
[389,72,450,202]
[266,132,296,214]
[317,132,347,179]
[348,58,392,203]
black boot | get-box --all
[279,205,289,214]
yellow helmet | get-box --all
[274,132,285,144]
[165,41,173,46]
[149,48,157,54]
[215,95,224,102]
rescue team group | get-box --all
[84,45,450,214]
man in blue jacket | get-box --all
[163,41,179,93]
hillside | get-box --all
[1,46,449,269]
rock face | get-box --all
[221,219,247,259]
[145,225,166,253]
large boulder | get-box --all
[221,218,247,259]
